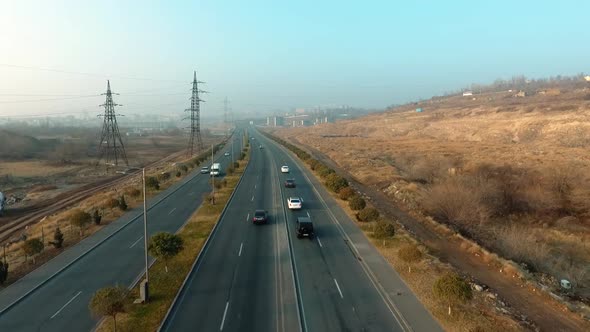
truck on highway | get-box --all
[210,163,221,176]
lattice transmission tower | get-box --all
[186,71,206,157]
[96,80,128,167]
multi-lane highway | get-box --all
[161,129,442,332]
[0,134,243,332]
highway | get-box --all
[161,129,442,332]
[0,133,243,332]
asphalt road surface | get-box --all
[0,133,243,332]
[161,128,442,332]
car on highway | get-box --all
[296,217,314,238]
[284,178,296,188]
[200,166,209,174]
[224,152,230,156]
[252,209,268,224]
[287,197,302,210]
[281,165,289,173]
[259,145,263,149]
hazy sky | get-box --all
[1,0,589,118]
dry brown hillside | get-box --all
[276,87,590,305]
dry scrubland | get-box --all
[277,89,590,307]
[0,131,195,209]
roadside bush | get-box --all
[233,161,239,169]
[0,260,7,285]
[104,198,120,209]
[22,238,44,264]
[158,172,171,182]
[398,243,423,272]
[373,220,395,238]
[175,171,182,178]
[70,209,91,236]
[118,195,128,211]
[349,195,366,210]
[125,187,141,198]
[317,165,335,178]
[177,164,188,173]
[145,177,160,190]
[357,207,379,222]
[50,227,64,249]
[339,187,355,200]
[325,173,349,193]
[92,209,102,225]
[433,272,472,316]
[307,158,321,170]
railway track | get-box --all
[0,150,186,244]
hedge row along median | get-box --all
[94,145,250,332]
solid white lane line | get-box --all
[334,279,344,299]
[220,301,229,331]
[168,207,176,215]
[246,213,250,222]
[251,195,254,202]
[317,236,323,248]
[50,291,82,319]
[254,185,257,189]
[306,212,310,218]
[238,243,243,257]
[129,236,143,249]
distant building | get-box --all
[416,108,423,112]
[462,91,473,96]
[266,116,284,127]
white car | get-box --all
[287,197,302,210]
[224,152,230,156]
[281,165,290,173]
[200,166,209,174]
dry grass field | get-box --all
[275,86,590,323]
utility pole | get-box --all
[141,168,149,302]
[186,71,206,157]
[96,80,128,168]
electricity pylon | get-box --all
[97,80,128,167]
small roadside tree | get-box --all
[357,207,380,222]
[349,195,366,211]
[93,209,102,225]
[373,220,395,239]
[70,209,91,236]
[148,232,184,272]
[22,238,44,264]
[0,260,8,285]
[89,286,128,332]
[398,243,423,273]
[50,227,64,249]
[338,187,355,200]
[325,173,349,193]
[118,195,127,211]
[433,272,473,316]
[145,176,160,191]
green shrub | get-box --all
[433,272,473,316]
[317,165,335,178]
[145,177,160,190]
[104,198,120,209]
[339,187,355,200]
[357,207,379,222]
[118,195,128,211]
[349,195,366,210]
[157,172,171,182]
[398,243,423,272]
[373,220,395,238]
[325,173,349,193]
[92,209,102,225]
[177,164,188,173]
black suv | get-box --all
[252,210,268,224]
[284,178,296,188]
[296,217,314,238]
